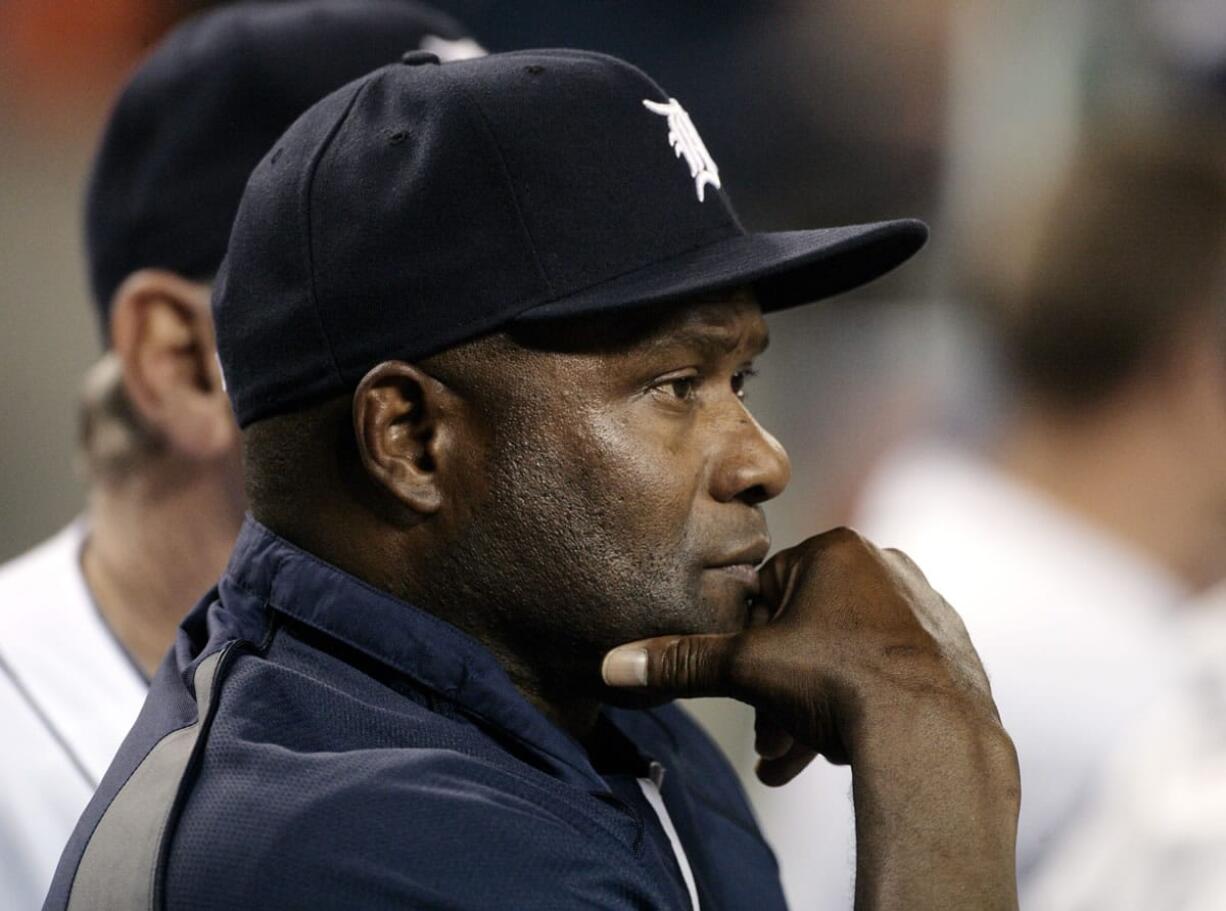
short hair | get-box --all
[241,392,354,529]
[77,353,166,487]
[240,331,523,528]
[984,125,1226,411]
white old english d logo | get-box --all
[642,97,721,203]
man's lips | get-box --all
[707,562,761,594]
[705,539,770,596]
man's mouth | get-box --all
[704,539,770,596]
[707,562,761,594]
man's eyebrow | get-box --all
[645,323,770,360]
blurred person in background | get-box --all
[1021,31,1226,897]
[1025,577,1226,911]
[760,124,1226,908]
[0,2,479,906]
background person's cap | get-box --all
[85,0,479,340]
[214,49,928,428]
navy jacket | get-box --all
[45,518,788,909]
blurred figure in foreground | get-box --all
[0,3,477,906]
[759,125,1226,909]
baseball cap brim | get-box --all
[514,218,927,322]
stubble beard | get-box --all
[420,433,713,693]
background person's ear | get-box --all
[352,361,464,519]
[108,269,236,461]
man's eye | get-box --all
[731,367,758,400]
[648,374,699,404]
[666,377,697,400]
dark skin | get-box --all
[251,289,784,734]
[246,287,1019,910]
[410,291,786,733]
[604,531,1020,909]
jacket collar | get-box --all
[220,516,615,792]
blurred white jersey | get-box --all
[1026,587,1226,911]
[0,522,146,909]
[753,442,1186,911]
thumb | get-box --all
[601,633,742,698]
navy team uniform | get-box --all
[44,519,788,909]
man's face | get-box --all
[427,290,790,683]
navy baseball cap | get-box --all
[215,49,928,428]
[85,0,478,339]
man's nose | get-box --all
[711,412,791,505]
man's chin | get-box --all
[697,584,754,635]
[594,595,749,710]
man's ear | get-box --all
[353,361,466,518]
[108,269,236,460]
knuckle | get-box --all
[883,545,912,565]
[825,525,864,546]
[811,526,873,572]
[884,546,930,582]
[939,595,971,632]
[829,526,872,556]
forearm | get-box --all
[850,702,1020,911]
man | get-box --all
[46,50,1019,909]
[0,3,478,906]
[757,127,1226,908]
